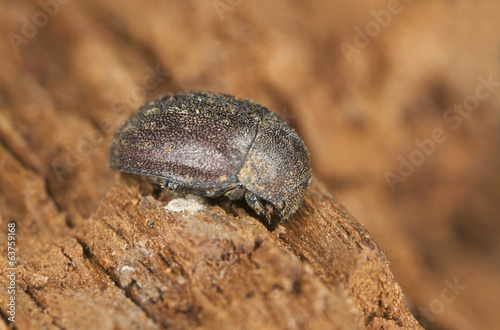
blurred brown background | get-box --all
[1,0,499,329]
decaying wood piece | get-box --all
[0,0,421,326]
[1,163,420,329]
[0,137,421,329]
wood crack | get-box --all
[75,237,161,327]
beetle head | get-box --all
[273,176,311,220]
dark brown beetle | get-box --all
[109,91,311,223]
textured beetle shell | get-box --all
[109,91,311,221]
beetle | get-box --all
[108,91,311,224]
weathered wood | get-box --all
[0,0,445,328]
[0,127,420,328]
[0,163,421,328]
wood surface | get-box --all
[1,0,499,329]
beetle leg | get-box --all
[223,185,245,200]
[147,177,178,191]
[147,176,166,188]
[245,192,272,225]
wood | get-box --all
[0,0,432,328]
[0,166,421,328]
